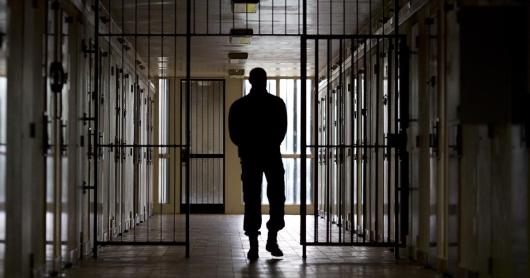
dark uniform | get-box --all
[228,88,288,237]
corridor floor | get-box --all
[65,215,440,277]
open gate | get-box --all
[299,1,409,259]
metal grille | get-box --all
[87,0,408,259]
[298,1,409,259]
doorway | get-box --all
[181,79,225,213]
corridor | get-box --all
[1,0,529,277]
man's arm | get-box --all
[228,102,241,146]
[277,99,288,145]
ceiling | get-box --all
[104,0,385,78]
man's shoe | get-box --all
[247,247,259,260]
[247,235,259,260]
[265,241,283,257]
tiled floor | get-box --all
[65,215,440,277]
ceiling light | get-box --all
[232,0,259,13]
[230,28,253,45]
[228,52,249,64]
[228,69,245,78]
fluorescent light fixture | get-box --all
[232,0,259,13]
[228,69,245,78]
[230,28,253,45]
[228,52,249,64]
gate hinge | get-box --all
[29,122,36,138]
[81,39,96,56]
[0,32,5,49]
[81,181,95,194]
[79,113,95,126]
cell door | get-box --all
[44,0,82,273]
[181,80,225,213]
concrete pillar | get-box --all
[224,78,243,214]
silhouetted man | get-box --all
[228,67,287,260]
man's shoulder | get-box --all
[268,94,285,106]
[260,92,281,102]
[230,95,248,109]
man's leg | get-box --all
[241,159,262,260]
[264,154,285,256]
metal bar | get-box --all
[317,0,319,35]
[354,39,360,243]
[326,39,331,243]
[306,34,406,40]
[362,40,367,243]
[160,0,165,241]
[350,38,355,243]
[52,1,63,269]
[121,0,126,242]
[147,0,151,242]
[222,80,226,209]
[300,0,307,260]
[307,144,392,148]
[375,40,380,241]
[98,144,186,148]
[342,0,345,35]
[96,33,407,39]
[174,0,178,242]
[399,38,410,254]
[272,0,274,34]
[186,0,192,258]
[305,242,403,247]
[313,39,319,243]
[93,0,100,258]
[387,40,393,244]
[189,154,224,158]
[95,32,409,38]
[338,39,343,243]
[134,0,138,243]
[201,82,205,204]
[284,0,287,34]
[329,0,332,34]
[97,241,187,246]
[367,37,373,244]
[393,0,400,259]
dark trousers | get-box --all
[240,151,285,237]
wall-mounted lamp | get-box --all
[228,52,249,64]
[232,0,259,13]
[230,28,253,45]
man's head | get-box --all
[249,67,267,90]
